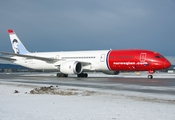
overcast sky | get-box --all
[0,0,175,58]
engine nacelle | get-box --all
[103,71,120,75]
[60,61,83,74]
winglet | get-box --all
[8,29,14,33]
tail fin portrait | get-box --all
[8,29,30,54]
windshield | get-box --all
[155,55,165,58]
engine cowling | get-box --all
[103,71,120,75]
[60,61,83,74]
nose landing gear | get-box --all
[148,70,154,79]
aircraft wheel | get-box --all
[63,74,68,77]
[84,73,88,77]
[57,73,68,77]
[148,75,153,79]
[77,74,81,77]
[77,73,88,78]
[57,73,61,77]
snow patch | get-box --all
[1,83,175,120]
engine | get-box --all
[103,71,120,75]
[60,61,83,74]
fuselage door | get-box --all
[140,53,147,62]
[100,54,105,62]
[55,55,60,59]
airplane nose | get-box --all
[164,60,171,69]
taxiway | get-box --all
[0,72,175,96]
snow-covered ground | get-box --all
[0,82,175,120]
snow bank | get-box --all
[0,83,175,120]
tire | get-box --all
[77,73,88,78]
[148,75,153,79]
[84,73,88,78]
[64,74,68,77]
[57,73,68,77]
[57,73,61,77]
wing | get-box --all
[0,51,58,63]
[0,56,16,62]
[0,51,91,65]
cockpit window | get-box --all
[155,55,160,58]
[155,55,165,58]
[160,55,165,58]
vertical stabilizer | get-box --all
[8,30,30,54]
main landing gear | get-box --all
[56,73,88,78]
[77,73,88,78]
[57,73,68,77]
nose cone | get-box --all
[164,60,171,69]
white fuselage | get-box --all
[12,50,110,72]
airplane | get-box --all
[0,29,171,79]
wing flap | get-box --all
[0,56,16,62]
